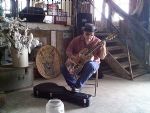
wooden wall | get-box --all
[30,29,72,64]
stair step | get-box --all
[102,69,115,76]
[107,46,123,51]
[101,66,111,70]
[102,69,112,74]
[101,63,111,69]
[120,61,139,69]
[112,53,128,59]
[106,40,118,46]
[95,32,109,37]
[132,68,147,78]
[107,40,118,43]
[104,37,147,80]
[107,43,118,47]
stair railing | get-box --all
[88,0,135,78]
[106,0,150,68]
[86,0,133,80]
[125,36,134,79]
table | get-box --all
[0,63,34,91]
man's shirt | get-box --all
[66,35,102,63]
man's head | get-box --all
[82,23,96,41]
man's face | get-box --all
[83,31,94,41]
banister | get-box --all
[106,0,150,42]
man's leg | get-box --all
[75,61,100,88]
[60,64,77,88]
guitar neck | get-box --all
[85,33,116,56]
[85,40,104,55]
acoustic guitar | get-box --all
[65,33,117,75]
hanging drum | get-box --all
[36,45,61,79]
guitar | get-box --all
[65,33,117,75]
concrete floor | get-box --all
[1,74,150,113]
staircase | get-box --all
[93,0,149,80]
[103,38,147,80]
[100,60,116,77]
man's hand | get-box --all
[70,55,76,60]
[99,40,107,59]
[100,40,106,49]
[79,49,94,61]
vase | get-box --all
[46,99,64,113]
[11,47,29,67]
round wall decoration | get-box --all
[36,45,61,79]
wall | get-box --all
[27,22,72,63]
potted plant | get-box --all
[0,18,40,67]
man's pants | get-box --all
[61,61,100,89]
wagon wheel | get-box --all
[36,45,61,79]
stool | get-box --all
[86,70,99,97]
[75,70,99,97]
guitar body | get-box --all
[65,48,92,75]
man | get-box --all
[61,23,107,92]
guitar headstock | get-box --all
[105,33,117,41]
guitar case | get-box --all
[33,82,92,107]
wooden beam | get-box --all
[106,0,150,42]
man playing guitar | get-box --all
[61,23,107,92]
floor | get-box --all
[1,73,150,113]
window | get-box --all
[112,0,129,22]
[1,0,11,14]
[18,0,27,11]
[94,0,129,21]
[1,0,27,16]
[94,0,103,21]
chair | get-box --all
[86,70,99,97]
[75,70,99,97]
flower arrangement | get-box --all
[0,18,40,54]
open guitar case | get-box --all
[33,82,92,107]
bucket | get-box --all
[46,99,64,113]
[11,47,29,67]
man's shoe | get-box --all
[71,87,81,93]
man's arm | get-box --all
[99,41,107,60]
[66,40,74,58]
